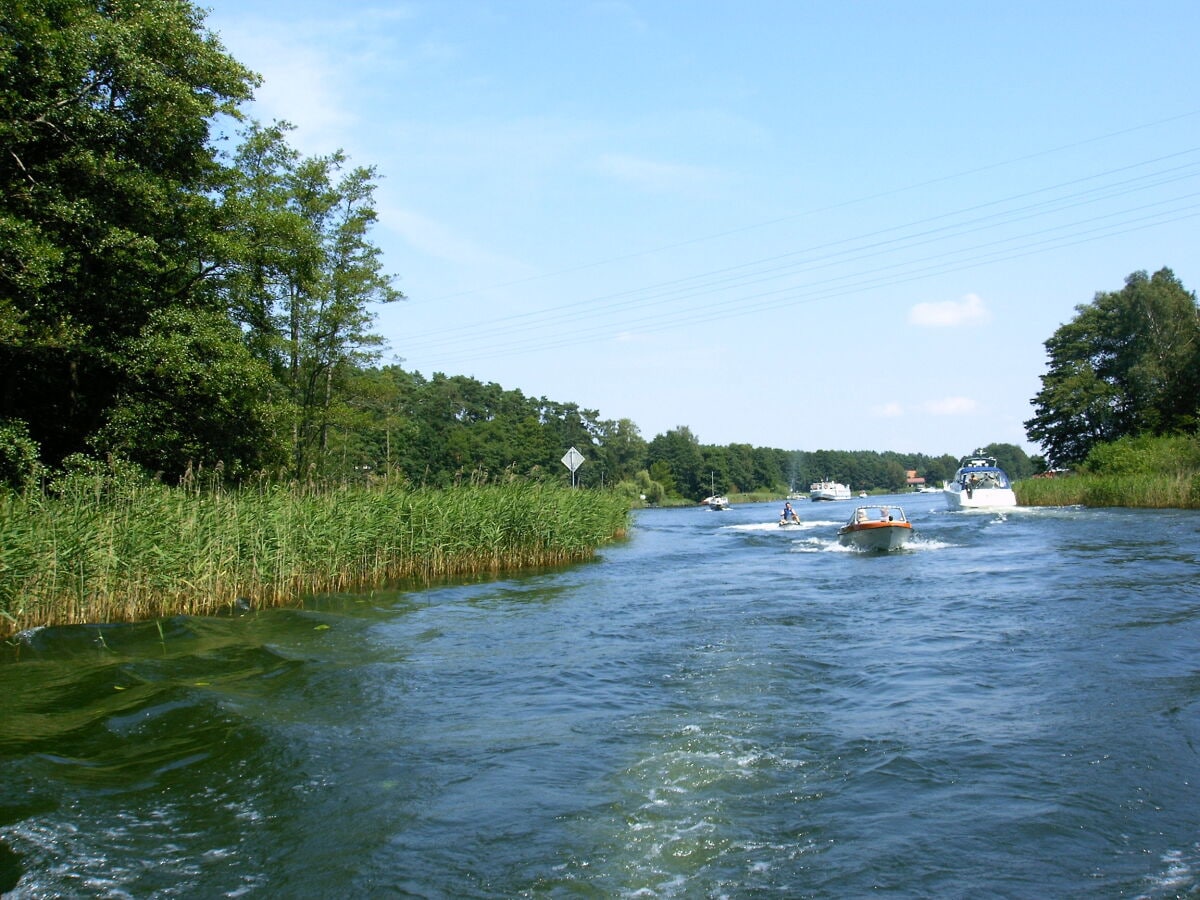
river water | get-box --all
[2,491,1199,898]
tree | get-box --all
[648,460,676,497]
[0,0,258,468]
[220,124,402,476]
[595,418,647,485]
[648,427,704,498]
[93,308,288,478]
[292,159,401,474]
[1026,269,1200,466]
[978,443,1034,481]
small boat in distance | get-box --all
[702,473,730,510]
[943,454,1017,510]
[837,505,914,551]
[810,480,852,502]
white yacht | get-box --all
[809,480,852,502]
[943,455,1017,509]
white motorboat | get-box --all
[809,480,852,502]
[837,505,914,551]
[943,455,1017,509]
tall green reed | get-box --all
[0,480,630,637]
[1016,472,1200,508]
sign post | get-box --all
[561,446,585,488]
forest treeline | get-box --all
[265,366,1038,500]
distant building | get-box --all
[905,469,925,487]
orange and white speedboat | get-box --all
[837,505,914,551]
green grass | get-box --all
[1016,434,1200,509]
[1016,472,1200,509]
[0,480,630,637]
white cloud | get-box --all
[594,153,718,193]
[207,7,420,156]
[908,293,992,328]
[873,402,905,417]
[923,396,978,416]
[208,26,355,155]
[382,205,531,273]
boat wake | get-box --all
[787,533,955,553]
[726,521,839,533]
[787,537,856,553]
[906,535,955,551]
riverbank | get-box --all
[1016,471,1200,508]
[0,480,630,638]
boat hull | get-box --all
[942,485,1017,509]
[837,522,913,551]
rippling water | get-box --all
[2,492,1199,897]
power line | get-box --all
[413,197,1200,366]
[409,110,1200,305]
[396,150,1200,359]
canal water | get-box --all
[2,492,1199,898]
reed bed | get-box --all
[1016,472,1200,509]
[0,481,630,637]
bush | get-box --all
[45,453,155,501]
[1082,433,1200,477]
[0,418,43,492]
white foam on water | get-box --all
[905,536,956,551]
[725,520,837,533]
[1136,845,1199,898]
[789,537,853,553]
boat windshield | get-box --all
[852,506,906,524]
[959,468,1009,489]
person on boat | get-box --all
[855,508,869,524]
[780,502,800,524]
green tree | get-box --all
[221,124,401,476]
[724,443,756,493]
[93,308,288,478]
[294,159,401,475]
[978,442,1034,480]
[701,445,729,495]
[595,418,647,485]
[1026,269,1200,465]
[635,469,666,505]
[648,427,704,498]
[0,418,43,491]
[0,0,258,468]
[648,459,676,497]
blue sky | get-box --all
[199,1,1200,456]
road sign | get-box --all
[561,446,584,472]
[561,446,584,486]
